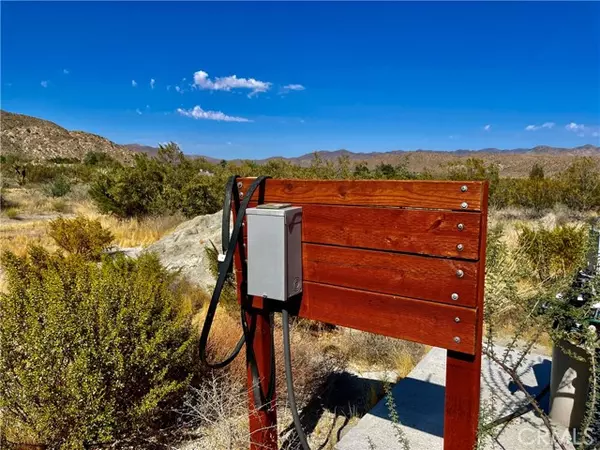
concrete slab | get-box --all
[336,346,575,450]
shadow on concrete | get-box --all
[368,377,445,437]
[281,371,387,450]
[507,360,552,413]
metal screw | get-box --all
[453,336,461,344]
[461,185,468,192]
[455,317,461,323]
[456,269,464,278]
[237,181,243,189]
[457,223,464,231]
[457,244,464,252]
[461,202,468,209]
[239,192,244,199]
[451,292,459,301]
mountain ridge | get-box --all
[2,110,598,177]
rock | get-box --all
[143,210,224,288]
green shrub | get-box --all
[46,176,72,197]
[558,157,600,211]
[84,151,116,168]
[0,248,196,448]
[48,216,114,260]
[4,207,20,220]
[517,224,588,281]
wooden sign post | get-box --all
[232,178,488,450]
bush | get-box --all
[46,176,72,197]
[48,216,114,260]
[0,248,196,448]
[517,224,588,281]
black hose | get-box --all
[282,308,311,450]
[199,175,276,409]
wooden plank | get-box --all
[301,205,481,260]
[443,181,488,450]
[238,178,483,211]
[303,243,479,307]
[298,282,477,354]
[244,204,481,260]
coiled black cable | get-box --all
[199,175,275,408]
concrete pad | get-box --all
[336,346,575,450]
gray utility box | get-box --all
[246,204,303,301]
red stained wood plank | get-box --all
[298,282,477,354]
[301,204,481,260]
[238,178,483,211]
[303,243,479,307]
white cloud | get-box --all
[132,80,137,87]
[150,78,156,89]
[176,105,251,122]
[283,83,305,91]
[193,70,271,97]
[41,80,48,88]
[526,122,556,131]
[136,108,143,115]
[483,124,491,131]
[566,122,585,132]
[63,69,69,75]
[175,86,181,93]
[166,85,171,91]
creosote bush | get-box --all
[0,247,196,448]
[517,224,588,281]
[48,216,114,260]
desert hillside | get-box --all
[2,110,599,177]
[1,110,132,161]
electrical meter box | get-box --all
[246,204,303,301]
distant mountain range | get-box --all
[2,110,598,177]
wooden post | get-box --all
[246,309,278,450]
[444,181,488,450]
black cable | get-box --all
[282,308,311,450]
[199,175,276,409]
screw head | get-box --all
[237,181,243,189]
[456,243,464,252]
[457,223,464,231]
[453,336,461,344]
[239,192,244,199]
[456,269,464,278]
[461,202,468,209]
[461,185,468,192]
[451,293,459,301]
[455,317,461,323]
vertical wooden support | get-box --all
[246,310,278,450]
[444,181,488,450]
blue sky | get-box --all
[2,2,599,159]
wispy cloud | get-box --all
[166,85,171,91]
[175,86,182,93]
[483,124,491,131]
[565,122,585,132]
[565,122,599,138]
[525,122,555,131]
[136,108,143,115]
[280,83,306,94]
[63,69,69,75]
[176,105,252,122]
[150,78,156,89]
[193,70,271,97]
[41,80,49,88]
[132,80,137,87]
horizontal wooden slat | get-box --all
[298,282,477,354]
[302,205,480,260]
[243,204,481,260]
[238,178,483,211]
[303,243,478,307]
